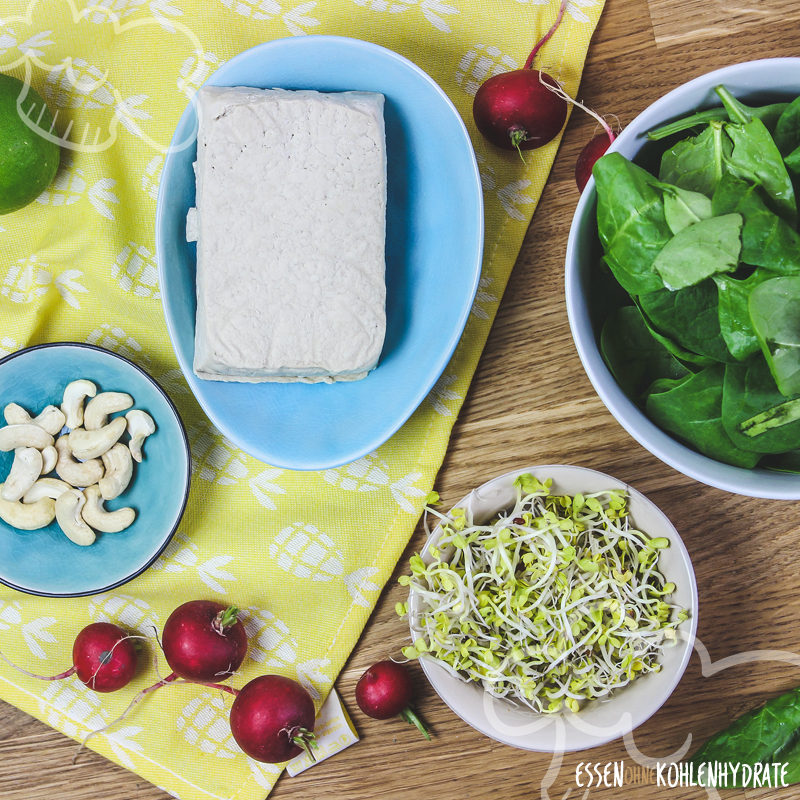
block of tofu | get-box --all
[188,86,387,383]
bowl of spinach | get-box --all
[565,58,800,498]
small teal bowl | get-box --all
[0,343,190,596]
[156,35,483,470]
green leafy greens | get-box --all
[592,83,800,469]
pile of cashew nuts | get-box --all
[0,379,156,546]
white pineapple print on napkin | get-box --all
[270,523,344,582]
[2,256,88,309]
[151,532,238,594]
[112,241,161,298]
[37,158,120,220]
[189,421,248,486]
[456,44,517,96]
[85,324,151,368]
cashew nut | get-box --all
[2,404,66,435]
[54,436,104,488]
[23,478,71,504]
[0,424,54,452]
[126,410,155,463]
[84,392,134,431]
[4,403,30,425]
[61,380,97,430]
[82,485,135,533]
[3,404,66,435]
[33,405,67,435]
[99,444,133,500]
[0,486,56,530]
[41,445,57,475]
[1,448,43,502]
[55,489,95,546]
[68,417,127,461]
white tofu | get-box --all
[190,86,387,383]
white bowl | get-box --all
[408,465,697,753]
[565,58,800,499]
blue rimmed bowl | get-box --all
[0,343,190,596]
[156,35,483,471]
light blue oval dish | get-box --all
[156,35,484,471]
[0,343,190,596]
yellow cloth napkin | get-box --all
[0,1,604,797]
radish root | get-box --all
[0,648,76,682]
[537,71,617,143]
[524,0,569,70]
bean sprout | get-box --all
[399,475,688,714]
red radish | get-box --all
[355,660,431,740]
[473,0,569,157]
[162,600,248,683]
[575,132,614,192]
[0,622,138,693]
[230,674,317,763]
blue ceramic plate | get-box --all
[156,36,483,470]
[0,343,190,596]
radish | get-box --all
[75,600,248,762]
[355,660,431,740]
[575,126,616,192]
[472,0,569,157]
[230,674,317,763]
[0,621,138,693]
[162,600,248,683]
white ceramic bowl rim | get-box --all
[408,464,699,753]
[566,58,800,499]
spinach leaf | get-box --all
[648,100,787,142]
[659,184,713,235]
[786,147,800,177]
[712,174,800,275]
[638,279,734,363]
[645,363,761,468]
[593,153,671,295]
[713,268,776,360]
[725,118,797,227]
[652,213,742,290]
[600,306,689,402]
[659,121,731,197]
[749,276,800,396]
[774,94,800,157]
[714,85,788,133]
[723,357,800,453]
[690,685,800,788]
[761,449,800,474]
[632,296,715,369]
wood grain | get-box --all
[5,1,800,798]
[646,0,800,48]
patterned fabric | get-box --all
[0,1,604,798]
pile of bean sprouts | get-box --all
[399,475,687,714]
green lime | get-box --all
[0,72,60,215]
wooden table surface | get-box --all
[4,0,800,798]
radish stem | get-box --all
[400,706,432,741]
[213,606,240,634]
[524,0,569,70]
[73,674,241,764]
